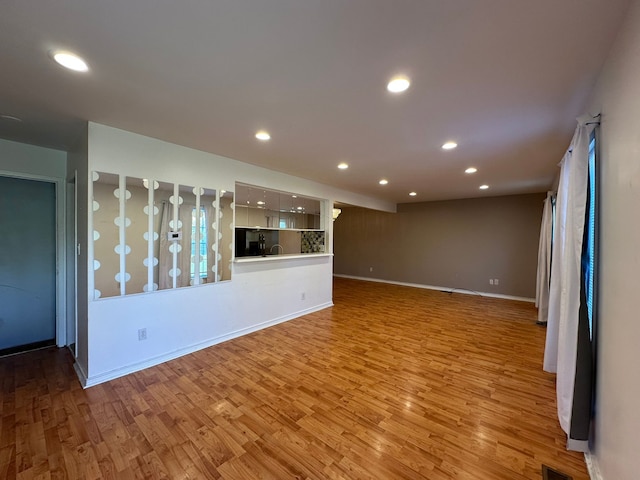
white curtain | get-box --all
[176,204,194,288]
[535,192,554,323]
[204,204,216,283]
[544,118,595,440]
[158,201,172,289]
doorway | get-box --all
[0,175,57,355]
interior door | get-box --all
[0,175,56,354]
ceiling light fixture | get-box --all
[51,50,89,72]
[338,162,349,170]
[255,130,271,141]
[387,76,410,93]
[257,201,265,205]
[379,179,388,185]
[409,192,417,197]
[479,184,489,190]
[465,167,477,174]
[442,142,458,150]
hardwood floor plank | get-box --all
[0,278,590,479]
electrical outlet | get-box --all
[369,267,373,272]
[489,279,494,285]
[138,328,147,341]
[301,292,306,300]
[494,279,499,286]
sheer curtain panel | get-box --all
[536,192,554,324]
[544,117,595,451]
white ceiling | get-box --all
[0,0,629,204]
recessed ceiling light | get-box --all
[379,179,389,185]
[255,130,271,141]
[257,201,265,205]
[442,142,458,150]
[387,76,410,93]
[465,167,477,174]
[51,50,89,72]
[409,192,417,197]
[338,162,349,170]
[0,114,22,122]
[479,184,489,190]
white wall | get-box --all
[0,138,66,178]
[586,1,640,478]
[88,255,333,383]
[82,123,392,385]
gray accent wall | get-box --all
[334,193,545,299]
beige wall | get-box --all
[334,193,545,298]
[279,230,302,255]
[586,1,640,478]
[219,194,233,281]
[125,183,149,294]
[93,181,121,298]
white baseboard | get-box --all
[73,361,89,388]
[585,451,603,480]
[333,274,535,303]
[80,302,333,388]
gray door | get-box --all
[0,176,56,353]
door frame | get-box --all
[67,173,78,357]
[0,170,67,349]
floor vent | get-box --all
[542,465,573,480]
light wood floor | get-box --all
[0,277,589,479]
